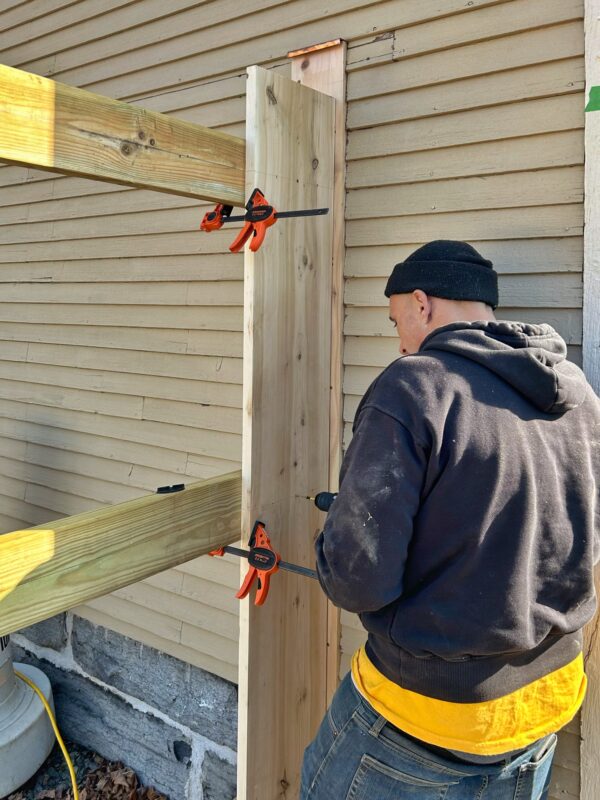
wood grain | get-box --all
[0,470,241,636]
[290,39,346,706]
[237,66,334,800]
[0,64,245,205]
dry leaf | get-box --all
[10,747,170,800]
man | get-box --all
[302,241,600,800]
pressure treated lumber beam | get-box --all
[0,64,245,205]
[238,66,334,800]
[0,470,241,637]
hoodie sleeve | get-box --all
[315,404,428,613]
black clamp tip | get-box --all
[156,484,185,494]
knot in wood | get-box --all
[312,158,319,170]
[120,142,132,156]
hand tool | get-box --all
[210,520,317,606]
[200,187,329,253]
[306,491,338,512]
[200,203,233,232]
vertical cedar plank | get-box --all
[290,42,347,704]
[581,2,600,798]
[238,66,334,799]
[582,588,600,800]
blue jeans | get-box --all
[301,673,557,800]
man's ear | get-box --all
[413,290,432,321]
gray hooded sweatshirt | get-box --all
[316,321,600,702]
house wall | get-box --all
[11,615,238,799]
[0,1,585,798]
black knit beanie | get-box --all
[384,240,498,309]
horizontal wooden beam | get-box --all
[0,470,241,636]
[0,64,245,205]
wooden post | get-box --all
[581,2,600,797]
[0,64,245,205]
[238,66,335,799]
[0,471,241,636]
[289,39,347,704]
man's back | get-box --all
[356,321,600,675]
[303,241,600,800]
[315,320,600,752]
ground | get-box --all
[6,742,168,800]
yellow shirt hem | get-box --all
[351,646,586,756]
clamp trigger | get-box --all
[236,520,281,605]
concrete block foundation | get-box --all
[12,615,237,800]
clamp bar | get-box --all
[222,207,329,223]
[279,559,318,580]
[209,520,317,605]
[214,545,317,581]
[200,187,329,253]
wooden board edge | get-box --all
[290,38,347,705]
[0,470,242,635]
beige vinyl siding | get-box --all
[0,0,584,795]
[0,68,251,682]
[0,2,269,684]
[341,3,584,799]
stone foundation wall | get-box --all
[12,615,237,800]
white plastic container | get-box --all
[0,636,56,796]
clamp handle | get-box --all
[236,521,281,605]
[228,220,254,253]
[229,189,277,253]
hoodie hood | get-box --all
[419,320,587,414]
